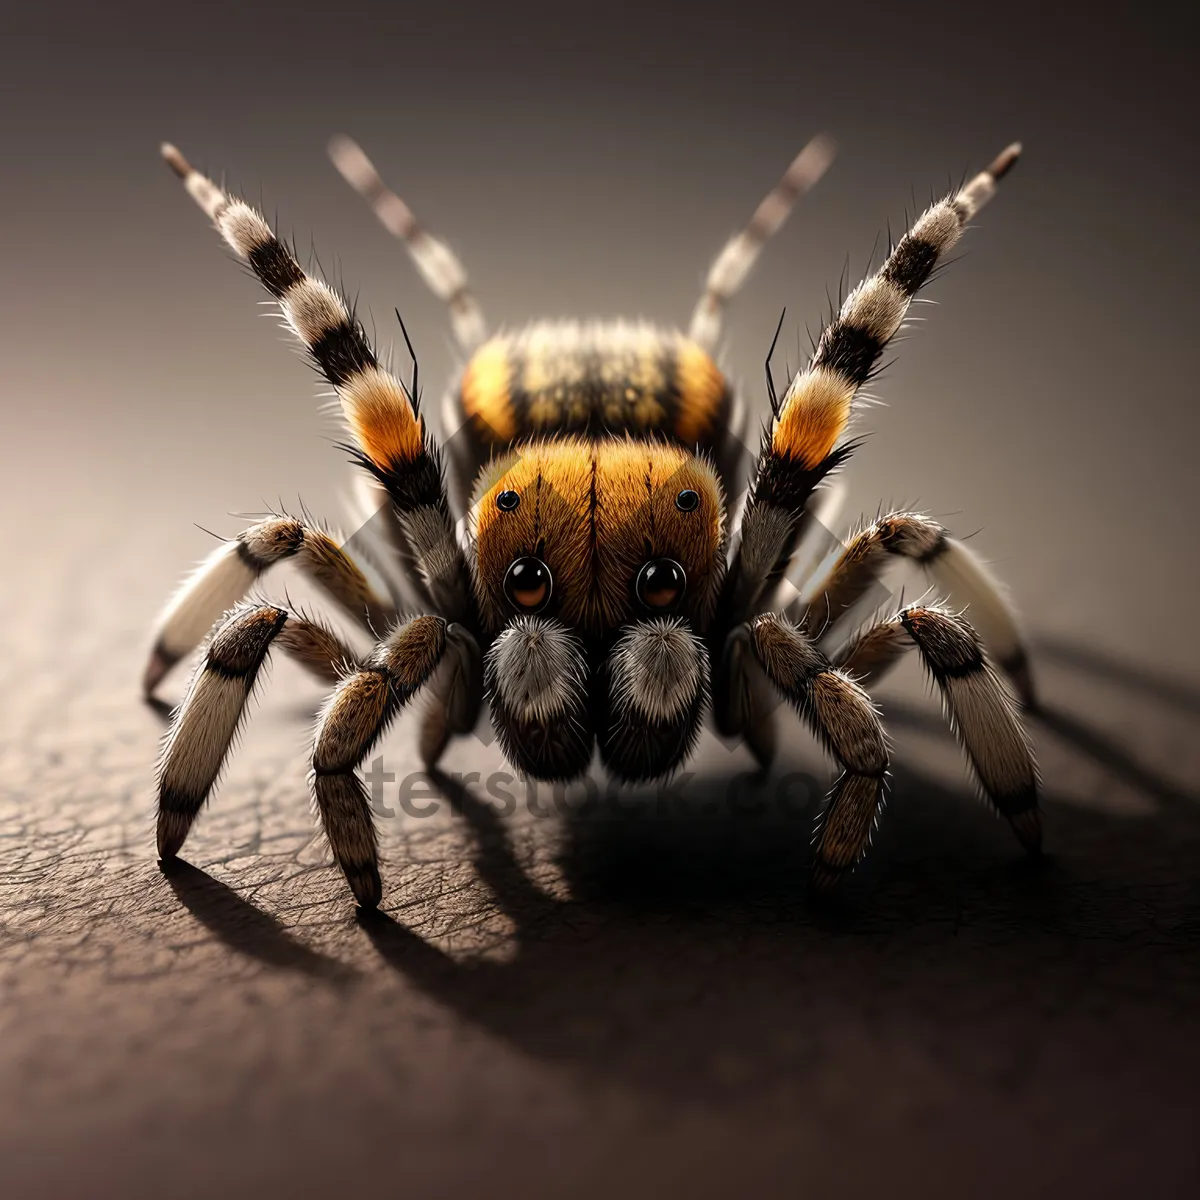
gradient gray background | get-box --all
[2,2,1198,1197]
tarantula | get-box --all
[147,134,1039,908]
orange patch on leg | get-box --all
[771,366,855,467]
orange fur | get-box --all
[460,337,517,442]
[457,322,731,448]
[339,366,425,468]
[770,365,855,467]
[472,437,724,634]
[673,338,728,443]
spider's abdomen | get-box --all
[459,320,731,449]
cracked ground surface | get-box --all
[4,24,1199,1181]
[4,480,1199,1199]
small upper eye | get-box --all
[496,490,521,512]
[635,558,687,611]
[675,488,700,512]
[504,556,552,611]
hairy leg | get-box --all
[311,615,454,907]
[798,511,1034,705]
[156,603,358,860]
[743,613,890,885]
[834,605,1041,851]
[145,516,395,695]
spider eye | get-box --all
[496,490,521,512]
[635,558,686,611]
[503,556,552,612]
[675,488,700,512]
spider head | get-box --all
[470,436,726,638]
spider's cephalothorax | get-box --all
[148,134,1040,908]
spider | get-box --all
[147,134,1039,908]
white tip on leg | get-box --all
[956,141,1022,220]
[328,135,386,200]
[161,140,227,219]
[688,132,836,349]
[151,540,259,666]
[988,142,1022,181]
[925,537,1027,675]
[161,142,191,179]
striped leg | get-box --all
[798,511,1034,704]
[720,143,1021,634]
[743,613,890,886]
[328,135,486,352]
[156,604,358,861]
[311,615,452,907]
[145,516,396,695]
[834,605,1041,852]
[688,134,836,351]
[712,480,846,765]
[161,144,476,628]
[598,618,709,782]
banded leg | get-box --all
[145,516,396,695]
[744,613,890,886]
[311,615,452,907]
[689,133,836,351]
[834,605,1041,852]
[797,511,1034,704]
[328,135,486,352]
[599,618,709,781]
[161,144,476,628]
[720,143,1021,634]
[156,604,358,861]
[484,616,593,781]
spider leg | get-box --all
[689,133,836,351]
[711,480,846,766]
[598,618,709,782]
[483,616,593,781]
[328,135,486,353]
[741,613,890,885]
[156,603,358,861]
[161,145,477,629]
[718,143,1021,639]
[145,516,396,695]
[417,626,484,769]
[712,618,778,769]
[835,605,1041,853]
[311,615,455,907]
[796,511,1034,705]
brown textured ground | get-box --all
[4,459,1200,1200]
[4,6,1200,1186]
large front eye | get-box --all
[504,556,553,612]
[635,558,686,611]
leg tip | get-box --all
[988,142,1022,181]
[999,652,1037,712]
[1008,807,1043,856]
[346,862,383,910]
[417,705,451,771]
[161,142,191,178]
[810,859,846,893]
[156,810,192,860]
[143,644,179,698]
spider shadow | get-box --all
[358,727,1200,1100]
[160,858,358,984]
